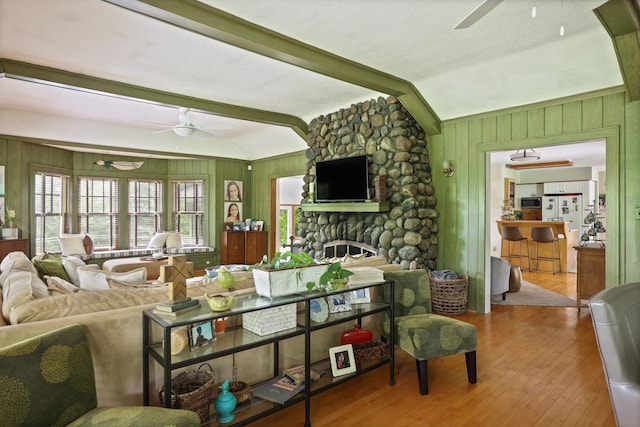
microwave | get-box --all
[521,197,542,208]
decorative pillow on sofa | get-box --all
[61,256,97,285]
[76,266,148,291]
[83,234,94,255]
[165,231,184,249]
[33,257,72,283]
[147,232,170,250]
[59,235,87,256]
[45,275,82,296]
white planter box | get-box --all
[252,264,328,298]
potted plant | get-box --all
[1,208,19,240]
[248,251,329,298]
[311,262,354,292]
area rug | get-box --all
[491,280,577,307]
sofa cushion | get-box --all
[62,256,94,285]
[165,231,184,249]
[147,232,169,250]
[76,266,148,291]
[0,251,33,273]
[46,275,82,295]
[33,257,72,282]
[59,235,87,256]
[83,234,94,254]
[1,268,48,321]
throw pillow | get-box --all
[147,232,170,250]
[165,231,184,249]
[82,234,94,255]
[33,257,72,283]
[46,275,81,296]
[0,251,31,273]
[76,267,110,291]
[59,235,87,256]
[106,267,147,286]
[61,256,91,285]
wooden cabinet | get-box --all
[221,231,267,265]
[575,245,605,310]
[0,238,29,262]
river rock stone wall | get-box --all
[298,96,439,270]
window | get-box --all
[78,177,119,249]
[129,179,164,248]
[34,172,70,254]
[173,180,204,245]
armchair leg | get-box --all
[465,351,477,384]
[416,359,429,395]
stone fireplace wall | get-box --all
[298,96,439,270]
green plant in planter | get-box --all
[248,251,323,291]
[310,262,353,292]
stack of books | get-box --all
[283,365,321,386]
[251,375,304,405]
[153,297,200,317]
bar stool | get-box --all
[500,226,530,271]
[530,226,562,274]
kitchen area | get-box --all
[490,141,606,279]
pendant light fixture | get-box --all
[510,148,541,162]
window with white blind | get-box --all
[173,180,204,245]
[78,177,119,249]
[34,172,70,255]
[129,179,164,248]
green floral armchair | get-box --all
[381,270,478,395]
[0,324,200,427]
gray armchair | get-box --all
[589,282,640,427]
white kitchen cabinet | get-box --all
[544,181,584,194]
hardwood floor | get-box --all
[240,270,614,427]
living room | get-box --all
[1,1,639,426]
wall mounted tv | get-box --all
[316,155,370,202]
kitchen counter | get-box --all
[497,221,577,272]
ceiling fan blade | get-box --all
[152,128,174,134]
[455,0,504,29]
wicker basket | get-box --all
[159,363,216,422]
[429,273,469,315]
[353,340,390,365]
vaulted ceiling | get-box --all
[0,0,635,162]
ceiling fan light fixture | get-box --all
[510,148,541,162]
[173,125,195,137]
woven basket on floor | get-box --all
[159,363,216,422]
[429,273,469,315]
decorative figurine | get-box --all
[214,379,237,423]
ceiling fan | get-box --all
[455,0,504,29]
[152,107,230,137]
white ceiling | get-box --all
[0,0,620,165]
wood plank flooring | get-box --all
[206,270,615,426]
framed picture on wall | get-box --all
[224,180,243,202]
[224,202,242,223]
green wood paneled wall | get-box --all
[434,88,637,313]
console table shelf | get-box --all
[300,202,390,213]
[143,281,395,427]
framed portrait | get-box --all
[252,220,264,231]
[327,292,351,313]
[329,344,356,377]
[188,320,215,351]
[349,287,371,304]
[224,221,234,231]
[232,221,245,231]
[224,180,243,202]
[224,201,242,223]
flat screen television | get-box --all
[316,155,370,202]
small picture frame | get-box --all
[188,321,215,351]
[349,287,371,304]
[224,221,234,231]
[329,344,356,377]
[232,221,244,231]
[253,220,264,231]
[327,292,351,313]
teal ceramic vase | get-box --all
[214,379,237,423]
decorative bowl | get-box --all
[205,264,247,279]
[204,293,235,312]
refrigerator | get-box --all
[542,194,583,229]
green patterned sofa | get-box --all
[0,324,200,427]
[381,270,478,394]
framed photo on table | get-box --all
[188,320,215,351]
[349,287,371,304]
[329,344,356,377]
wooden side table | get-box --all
[0,238,29,263]
[575,244,605,310]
